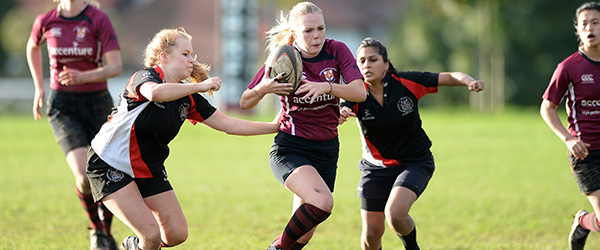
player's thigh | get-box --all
[285,165,333,210]
[145,190,188,238]
[102,182,159,237]
[386,186,417,217]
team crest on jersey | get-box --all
[73,26,89,41]
[49,27,62,37]
[179,103,190,121]
[106,168,124,182]
[397,97,414,115]
[582,74,595,84]
[320,67,337,82]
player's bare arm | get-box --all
[540,99,590,159]
[140,77,221,102]
[438,72,485,92]
[26,37,45,120]
[296,78,366,104]
[239,69,288,110]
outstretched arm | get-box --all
[139,77,222,102]
[540,99,590,159]
[438,72,484,92]
[202,109,280,135]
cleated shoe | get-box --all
[267,239,283,250]
[569,210,590,250]
[120,236,140,250]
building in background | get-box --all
[3,0,400,114]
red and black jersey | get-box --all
[341,71,438,169]
[91,67,216,178]
[30,5,120,92]
[543,50,600,150]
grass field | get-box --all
[0,107,597,249]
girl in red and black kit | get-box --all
[541,2,600,250]
[340,37,484,250]
[86,27,280,250]
[26,0,122,249]
[239,2,366,250]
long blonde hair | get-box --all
[143,27,210,83]
[266,1,323,52]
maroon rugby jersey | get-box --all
[91,67,217,178]
[249,39,363,141]
[543,51,600,150]
[30,5,120,92]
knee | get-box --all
[363,226,384,242]
[313,193,334,212]
[75,175,91,192]
[385,208,409,226]
[163,226,188,246]
[140,230,162,250]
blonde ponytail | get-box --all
[266,11,294,52]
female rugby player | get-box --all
[86,27,280,250]
[541,2,600,250]
[340,37,484,250]
[27,0,122,249]
[239,2,367,249]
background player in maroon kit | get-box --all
[339,38,483,250]
[239,2,366,250]
[86,27,281,250]
[26,0,122,249]
[541,2,600,250]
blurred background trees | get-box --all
[0,0,586,110]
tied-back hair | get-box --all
[357,37,398,74]
[574,2,600,45]
[266,1,323,52]
[144,27,210,83]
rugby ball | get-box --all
[265,44,303,93]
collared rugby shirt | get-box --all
[91,67,217,178]
[543,50,600,150]
[341,71,438,169]
[248,39,363,141]
[30,4,120,92]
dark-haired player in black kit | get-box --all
[339,37,484,250]
[541,2,600,250]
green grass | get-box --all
[0,108,597,249]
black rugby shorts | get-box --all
[570,149,600,195]
[47,89,113,155]
[86,148,173,202]
[268,131,339,192]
